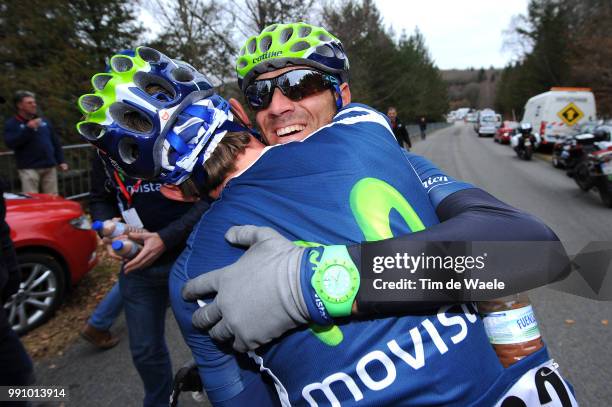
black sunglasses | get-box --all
[244,69,340,111]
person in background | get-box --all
[83,153,209,407]
[387,106,411,150]
[0,177,35,406]
[3,91,68,194]
[419,115,428,140]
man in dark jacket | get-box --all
[3,91,68,194]
[0,177,35,400]
[86,153,208,407]
[387,106,412,150]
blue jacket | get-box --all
[3,115,65,169]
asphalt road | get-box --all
[32,123,610,406]
[412,123,612,407]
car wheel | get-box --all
[3,253,66,335]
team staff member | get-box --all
[89,153,208,407]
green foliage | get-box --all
[322,0,448,122]
[495,0,612,117]
[0,0,143,147]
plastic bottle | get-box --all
[478,293,543,368]
[111,239,142,259]
[92,220,145,238]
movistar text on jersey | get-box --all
[372,253,487,274]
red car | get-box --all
[4,192,98,334]
[494,121,518,144]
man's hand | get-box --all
[182,225,312,352]
[123,231,166,273]
[58,163,69,171]
[26,118,41,130]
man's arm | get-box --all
[183,152,564,352]
[89,155,120,222]
[3,120,36,149]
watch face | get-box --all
[322,265,352,300]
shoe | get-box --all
[80,323,120,350]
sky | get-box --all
[374,0,530,70]
[141,0,531,71]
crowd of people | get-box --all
[0,20,577,407]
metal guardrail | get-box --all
[0,144,94,200]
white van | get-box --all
[522,87,597,147]
[475,109,502,137]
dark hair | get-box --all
[13,90,35,107]
[203,131,252,195]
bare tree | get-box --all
[146,0,237,85]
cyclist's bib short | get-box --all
[170,104,577,406]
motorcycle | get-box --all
[511,123,540,160]
[573,144,612,207]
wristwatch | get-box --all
[310,245,360,317]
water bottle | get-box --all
[92,220,145,238]
[111,239,142,259]
[478,293,544,368]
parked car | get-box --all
[4,192,98,334]
[494,121,518,144]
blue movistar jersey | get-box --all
[171,104,564,406]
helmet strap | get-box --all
[333,84,343,110]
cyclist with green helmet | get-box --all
[185,21,565,354]
[179,22,572,406]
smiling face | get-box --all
[254,66,350,145]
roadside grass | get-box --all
[21,246,120,360]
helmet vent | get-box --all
[172,67,195,83]
[118,137,140,165]
[315,45,335,58]
[77,122,104,141]
[319,34,332,42]
[239,47,246,56]
[92,74,113,91]
[111,56,133,73]
[237,58,248,69]
[298,26,311,37]
[279,27,293,44]
[264,24,277,32]
[291,41,310,52]
[133,72,176,99]
[109,102,153,133]
[80,95,104,113]
[247,38,257,54]
[137,47,161,63]
[259,35,272,53]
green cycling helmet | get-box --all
[236,22,350,93]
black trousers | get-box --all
[0,310,34,406]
